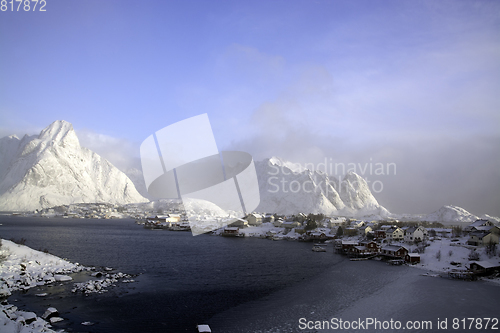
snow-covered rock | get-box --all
[254,157,389,216]
[0,303,58,333]
[423,205,479,226]
[72,270,134,294]
[0,120,148,212]
[49,316,64,324]
[41,307,58,320]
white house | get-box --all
[246,213,263,226]
[404,226,427,243]
[385,226,404,241]
[358,225,373,236]
[273,218,284,227]
[467,231,499,246]
[282,221,302,229]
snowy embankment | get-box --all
[395,237,500,284]
[0,239,82,332]
[0,239,134,332]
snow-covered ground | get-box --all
[0,239,82,332]
[0,239,133,333]
[402,237,500,284]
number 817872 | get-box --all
[1,0,47,11]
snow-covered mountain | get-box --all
[422,205,479,225]
[391,205,500,227]
[254,157,390,217]
[0,120,148,212]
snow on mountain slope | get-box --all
[0,120,148,212]
[481,214,500,224]
[423,205,479,226]
[125,167,151,199]
[254,157,388,216]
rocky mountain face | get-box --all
[254,157,389,217]
[0,120,148,211]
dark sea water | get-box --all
[1,216,499,333]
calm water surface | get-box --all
[1,216,499,333]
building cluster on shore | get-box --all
[27,203,146,220]
[139,214,191,231]
[218,213,500,279]
[222,213,499,245]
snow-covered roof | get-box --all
[468,219,492,227]
[405,227,417,234]
[469,231,491,239]
[407,253,420,257]
[474,225,496,232]
[386,227,401,233]
[224,227,239,231]
[382,245,407,252]
[469,261,500,269]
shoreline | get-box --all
[0,239,135,333]
[1,217,499,332]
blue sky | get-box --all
[1,0,499,216]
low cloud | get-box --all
[76,129,142,173]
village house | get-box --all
[379,225,394,231]
[230,219,248,228]
[350,220,365,229]
[282,221,302,229]
[467,231,499,246]
[428,228,453,238]
[464,219,495,233]
[334,240,359,254]
[307,231,328,241]
[145,214,182,228]
[380,245,409,258]
[273,218,284,227]
[374,230,386,239]
[222,227,240,237]
[358,225,373,236]
[385,226,404,241]
[468,224,500,235]
[246,213,263,226]
[325,216,346,228]
[468,261,500,276]
[264,213,275,223]
[306,228,335,241]
[296,213,307,221]
[404,226,428,243]
[359,240,380,253]
[351,245,371,256]
[344,227,358,236]
[405,253,421,264]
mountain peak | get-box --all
[265,156,306,173]
[38,120,79,148]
